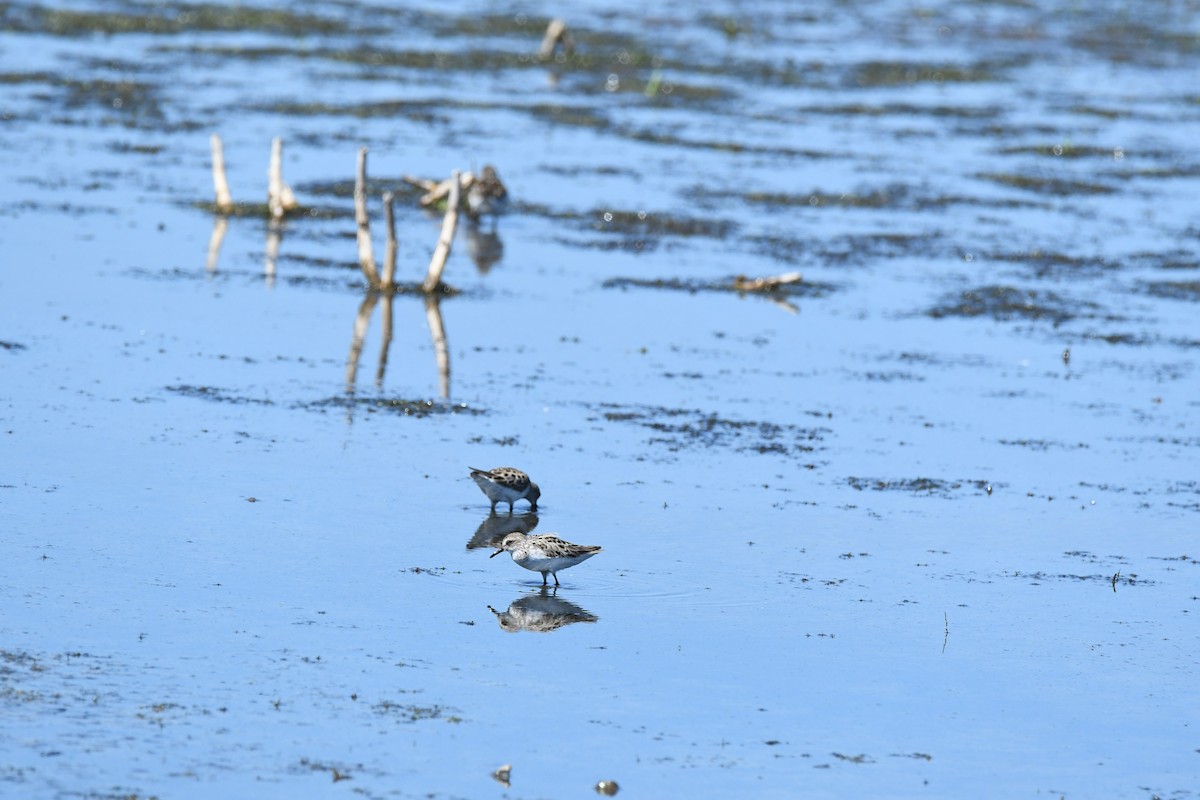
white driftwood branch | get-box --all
[538,18,574,60]
[210,133,233,211]
[423,170,461,292]
[402,174,439,193]
[731,271,802,292]
[418,171,473,208]
[354,147,380,287]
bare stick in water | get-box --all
[210,133,233,212]
[423,169,461,293]
[418,171,473,208]
[538,18,574,60]
[381,191,398,289]
[355,148,380,287]
[402,174,439,193]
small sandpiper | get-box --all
[467,165,508,219]
[469,466,540,512]
[490,532,601,586]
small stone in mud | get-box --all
[492,764,512,787]
[247,497,258,503]
[595,779,619,795]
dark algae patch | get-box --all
[166,386,480,417]
[2,3,351,36]
[984,249,1114,279]
[595,403,829,457]
[166,385,275,406]
[847,60,1006,87]
[303,396,483,418]
[1144,281,1200,302]
[977,172,1116,196]
[846,477,991,496]
[927,285,1102,326]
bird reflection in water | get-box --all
[488,588,598,633]
[466,511,539,551]
[464,165,505,274]
[466,223,503,274]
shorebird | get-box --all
[469,466,540,512]
[490,532,601,586]
[467,165,508,219]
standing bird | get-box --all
[469,466,540,512]
[490,532,602,586]
[467,165,508,220]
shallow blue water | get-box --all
[2,1,1198,797]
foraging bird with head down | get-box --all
[467,165,508,219]
[469,466,540,512]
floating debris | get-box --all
[492,764,512,787]
[731,271,802,292]
[595,779,619,795]
[602,274,831,304]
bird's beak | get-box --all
[489,548,503,558]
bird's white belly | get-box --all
[514,552,560,572]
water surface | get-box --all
[2,1,1198,797]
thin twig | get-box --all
[210,133,233,211]
[381,191,398,289]
[402,174,439,193]
[354,147,380,287]
[423,169,461,293]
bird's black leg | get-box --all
[553,573,560,586]
[541,572,548,586]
